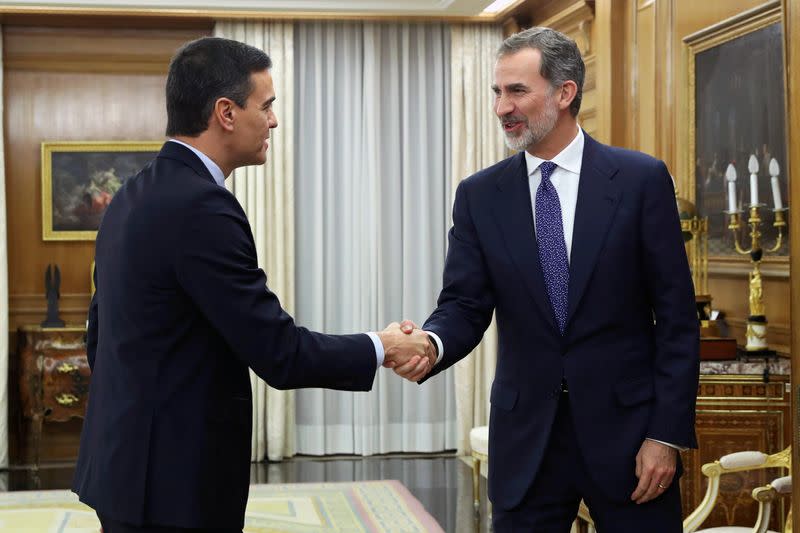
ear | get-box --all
[557,80,578,112]
[212,97,236,132]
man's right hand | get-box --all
[378,322,435,381]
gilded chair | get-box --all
[683,447,791,533]
[470,425,489,512]
[750,476,792,533]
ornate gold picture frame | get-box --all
[41,141,162,241]
[685,1,789,265]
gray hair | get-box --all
[497,27,585,117]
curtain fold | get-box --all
[213,20,296,461]
[294,21,456,455]
[0,26,9,469]
[449,24,505,455]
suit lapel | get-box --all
[492,153,559,333]
[566,133,621,327]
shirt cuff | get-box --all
[424,331,444,366]
[646,438,687,452]
[366,332,385,367]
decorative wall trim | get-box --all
[3,26,202,73]
[534,0,593,29]
[9,293,91,330]
[708,257,790,279]
[583,55,596,91]
[0,4,502,22]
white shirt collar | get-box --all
[168,139,226,187]
[525,127,584,176]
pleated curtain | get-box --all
[0,26,9,469]
[213,20,296,461]
[449,24,505,454]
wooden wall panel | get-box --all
[4,24,207,464]
[633,1,657,156]
[521,1,599,138]
[593,0,631,146]
[4,26,206,332]
[784,0,800,522]
[708,271,791,352]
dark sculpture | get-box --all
[41,264,65,328]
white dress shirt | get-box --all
[167,139,385,366]
[525,127,584,260]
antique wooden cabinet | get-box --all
[17,325,90,468]
[680,364,792,531]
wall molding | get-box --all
[0,3,504,21]
[9,293,91,330]
[708,257,790,279]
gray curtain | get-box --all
[294,21,456,455]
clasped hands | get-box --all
[376,320,435,382]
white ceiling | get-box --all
[0,0,511,16]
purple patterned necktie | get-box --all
[535,161,569,334]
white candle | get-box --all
[725,163,737,212]
[769,158,783,210]
[748,154,759,206]
[727,181,737,212]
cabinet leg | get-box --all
[31,412,43,472]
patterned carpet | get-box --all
[0,480,444,532]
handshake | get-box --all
[376,321,437,382]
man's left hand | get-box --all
[631,440,677,504]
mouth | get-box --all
[501,120,526,134]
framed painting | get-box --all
[686,1,789,262]
[41,141,162,241]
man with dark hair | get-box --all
[73,36,433,533]
[396,27,699,531]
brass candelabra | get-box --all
[726,206,787,351]
[724,156,788,352]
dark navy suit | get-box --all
[73,142,378,530]
[422,133,699,529]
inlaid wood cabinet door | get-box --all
[679,375,791,531]
[17,326,89,467]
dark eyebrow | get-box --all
[262,96,276,109]
[491,83,529,93]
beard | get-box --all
[501,97,559,152]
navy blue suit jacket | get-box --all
[422,133,699,510]
[72,141,377,528]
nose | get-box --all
[494,93,514,117]
[269,109,278,129]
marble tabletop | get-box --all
[700,357,791,376]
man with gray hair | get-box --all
[394,27,699,531]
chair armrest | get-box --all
[720,451,768,469]
[751,476,791,533]
[770,475,791,494]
